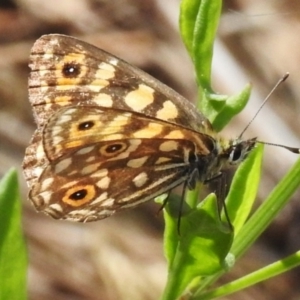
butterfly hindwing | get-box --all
[30,137,196,221]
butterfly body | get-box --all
[23,34,256,222]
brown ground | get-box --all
[1,0,300,299]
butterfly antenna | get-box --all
[238,73,289,139]
[256,141,300,154]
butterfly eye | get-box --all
[78,120,95,131]
[62,62,81,78]
[100,142,127,156]
[229,146,242,164]
[229,138,256,165]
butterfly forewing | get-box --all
[29,34,209,131]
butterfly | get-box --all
[23,34,257,222]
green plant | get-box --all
[0,169,27,300]
[160,0,300,299]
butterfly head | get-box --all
[201,135,258,181]
[223,137,257,167]
[190,135,257,187]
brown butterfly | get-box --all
[23,34,259,222]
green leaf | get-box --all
[200,84,252,131]
[191,155,300,297]
[180,0,222,91]
[199,250,300,299]
[0,169,27,300]
[180,0,251,131]
[232,155,300,258]
[225,144,263,235]
[161,194,233,300]
[179,0,201,57]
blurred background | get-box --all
[1,0,300,299]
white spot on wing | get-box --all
[92,93,113,107]
[133,172,148,188]
[40,177,54,192]
[47,203,63,213]
[76,146,95,155]
[109,57,118,66]
[127,156,149,168]
[156,100,178,120]
[96,177,111,189]
[159,140,179,152]
[124,84,154,111]
[55,157,72,174]
[55,114,72,124]
[81,163,100,175]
